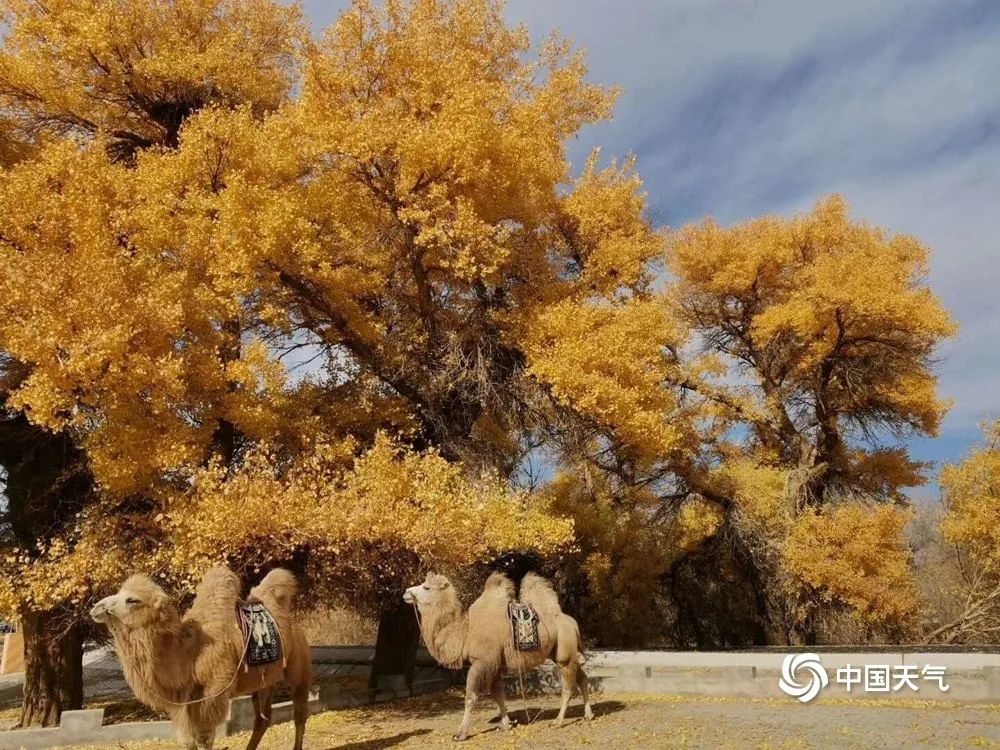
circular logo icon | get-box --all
[779,652,829,703]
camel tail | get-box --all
[249,568,299,611]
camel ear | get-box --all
[150,589,169,612]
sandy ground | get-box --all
[58,689,1000,750]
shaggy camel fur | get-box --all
[404,571,592,741]
[91,567,312,750]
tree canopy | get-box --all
[0,0,965,714]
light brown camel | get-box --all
[404,571,592,741]
[90,566,312,750]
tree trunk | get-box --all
[0,396,91,728]
[368,601,420,699]
[19,610,84,728]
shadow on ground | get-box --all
[487,700,626,727]
[345,692,469,722]
[319,729,432,750]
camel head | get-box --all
[90,574,173,629]
[403,572,456,611]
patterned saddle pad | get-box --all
[508,601,540,651]
[237,602,282,667]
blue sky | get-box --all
[301,0,1000,492]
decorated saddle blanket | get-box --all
[237,602,282,667]
[507,601,540,652]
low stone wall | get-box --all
[0,647,455,750]
[4,649,998,748]
[0,678,454,749]
[0,709,176,749]
[515,650,1000,704]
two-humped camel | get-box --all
[405,571,592,741]
[91,566,311,750]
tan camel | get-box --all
[90,566,312,750]
[404,571,592,741]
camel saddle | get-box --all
[507,601,540,651]
[237,602,282,667]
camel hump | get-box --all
[249,568,298,611]
[518,572,562,621]
[198,566,241,601]
[483,572,515,599]
[185,566,241,626]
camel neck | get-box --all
[112,617,194,708]
[420,599,468,670]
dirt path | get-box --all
[65,690,1000,749]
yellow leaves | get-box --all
[940,421,1000,575]
[560,151,664,295]
[0,0,305,149]
[526,296,691,467]
[0,506,169,619]
[668,195,955,498]
[674,496,725,553]
[670,197,957,379]
[166,434,574,584]
[714,461,793,539]
[546,471,721,645]
[222,340,290,440]
[785,504,917,630]
[295,0,619,293]
[0,140,256,494]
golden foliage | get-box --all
[0,140,291,495]
[546,471,721,645]
[668,195,956,461]
[0,0,303,155]
[941,421,1000,574]
[785,504,917,631]
[166,435,573,607]
[712,460,793,539]
[526,298,690,467]
[0,502,168,616]
[0,0,960,646]
[171,435,573,571]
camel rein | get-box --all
[145,599,284,709]
[512,618,550,727]
[410,599,545,727]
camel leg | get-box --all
[552,660,578,728]
[243,686,274,750]
[291,683,310,750]
[577,663,594,721]
[491,673,511,731]
[455,661,487,741]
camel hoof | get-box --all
[584,708,594,722]
[452,734,468,742]
[551,719,564,729]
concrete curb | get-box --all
[4,650,997,748]
[0,709,176,749]
[0,676,454,749]
[510,651,1000,704]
